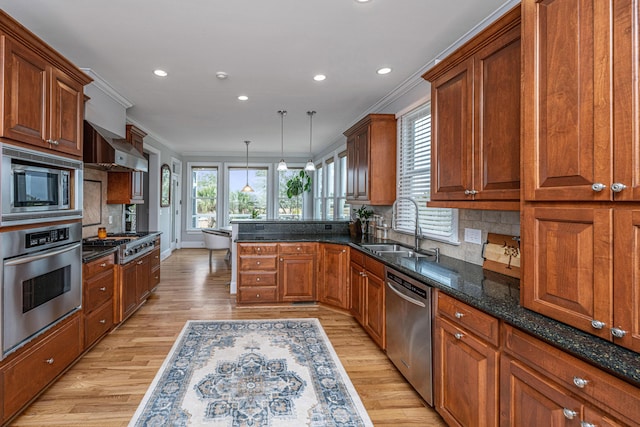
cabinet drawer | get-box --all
[437,292,499,346]
[238,243,277,255]
[84,301,113,348]
[3,316,81,416]
[278,243,317,254]
[239,255,277,271]
[151,266,161,288]
[239,272,277,286]
[503,325,640,425]
[350,249,365,267]
[364,255,385,278]
[150,248,161,269]
[84,271,114,312]
[237,286,278,303]
[84,253,115,278]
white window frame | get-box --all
[186,162,222,232]
[395,101,459,244]
[224,162,272,225]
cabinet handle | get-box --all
[99,319,106,324]
[454,333,464,340]
[154,276,159,279]
[591,183,607,192]
[45,357,55,365]
[573,377,589,388]
[46,139,59,146]
[100,263,107,267]
[137,260,143,265]
[464,189,478,195]
[454,312,464,319]
[563,408,577,420]
[580,422,596,427]
[99,287,107,292]
[611,182,627,193]
[590,319,605,329]
[611,327,627,338]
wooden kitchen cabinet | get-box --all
[501,325,640,427]
[0,12,90,158]
[522,0,640,202]
[237,243,278,303]
[349,249,386,349]
[344,114,397,205]
[150,242,161,290]
[434,292,499,427]
[106,125,146,204]
[423,7,520,210]
[318,244,350,309]
[82,253,115,349]
[118,252,151,323]
[278,243,316,302]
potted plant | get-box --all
[284,170,312,219]
[353,205,374,237]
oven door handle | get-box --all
[386,281,426,308]
[4,243,81,266]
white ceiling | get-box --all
[1,0,513,157]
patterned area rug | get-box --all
[129,319,373,427]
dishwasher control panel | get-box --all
[386,270,428,300]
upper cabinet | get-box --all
[522,0,640,202]
[344,114,397,205]
[423,7,521,211]
[0,11,91,158]
[107,125,146,204]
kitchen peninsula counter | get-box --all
[235,228,640,387]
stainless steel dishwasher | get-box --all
[385,267,433,405]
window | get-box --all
[227,167,267,223]
[313,163,323,219]
[324,159,335,219]
[396,103,458,243]
[337,152,349,220]
[190,166,218,229]
[278,168,305,220]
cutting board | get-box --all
[482,233,520,279]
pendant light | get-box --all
[305,110,317,171]
[241,140,254,192]
[277,110,288,171]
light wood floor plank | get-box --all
[9,248,445,426]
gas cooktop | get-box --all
[82,232,157,263]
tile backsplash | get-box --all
[82,168,124,238]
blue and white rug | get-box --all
[129,319,373,427]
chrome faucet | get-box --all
[392,197,422,251]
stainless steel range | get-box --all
[83,232,156,264]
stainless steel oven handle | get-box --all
[386,281,426,308]
[4,243,81,266]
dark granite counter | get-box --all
[82,246,118,263]
[236,232,640,387]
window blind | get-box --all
[396,103,458,243]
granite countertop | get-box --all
[82,246,118,263]
[236,233,640,387]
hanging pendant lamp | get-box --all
[305,110,317,171]
[277,110,288,171]
[241,140,254,192]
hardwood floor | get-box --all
[9,248,446,427]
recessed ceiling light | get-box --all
[355,0,371,3]
[216,71,228,79]
[313,74,326,81]
[238,95,249,101]
[377,67,392,75]
[153,69,168,77]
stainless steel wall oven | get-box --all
[1,222,82,360]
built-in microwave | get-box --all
[1,143,83,225]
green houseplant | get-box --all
[353,205,374,236]
[283,170,312,219]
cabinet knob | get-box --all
[590,319,605,329]
[342,249,346,253]
[256,294,260,298]
[562,408,577,420]
[464,189,478,195]
[99,319,107,324]
[256,277,260,282]
[573,377,589,388]
[100,263,107,267]
[45,357,55,365]
[46,139,59,146]
[256,247,261,252]
[611,182,627,193]
[256,261,261,265]
[591,183,607,192]
[611,327,627,338]
[454,333,464,340]
[280,258,284,262]
[297,247,301,251]
[99,287,107,292]
[580,422,596,427]
[454,312,464,319]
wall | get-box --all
[82,168,124,238]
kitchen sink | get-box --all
[361,243,410,253]
[361,243,438,261]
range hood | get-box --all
[83,121,148,172]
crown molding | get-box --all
[80,68,133,109]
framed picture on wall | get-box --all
[161,164,171,207]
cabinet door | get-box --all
[473,25,520,201]
[49,67,83,156]
[522,0,610,201]
[346,135,357,199]
[318,244,349,309]
[136,255,151,303]
[430,58,473,200]
[132,170,144,201]
[613,208,640,352]
[500,355,584,427]
[1,37,48,146]
[349,262,365,323]
[355,127,369,200]
[120,261,138,321]
[434,318,498,427]
[279,255,315,302]
[364,270,385,349]
[522,206,613,339]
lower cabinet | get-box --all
[83,253,115,349]
[278,243,316,302]
[349,249,386,349]
[150,243,161,290]
[2,314,82,422]
[318,244,350,309]
[118,251,154,323]
[237,243,279,303]
[434,292,499,427]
